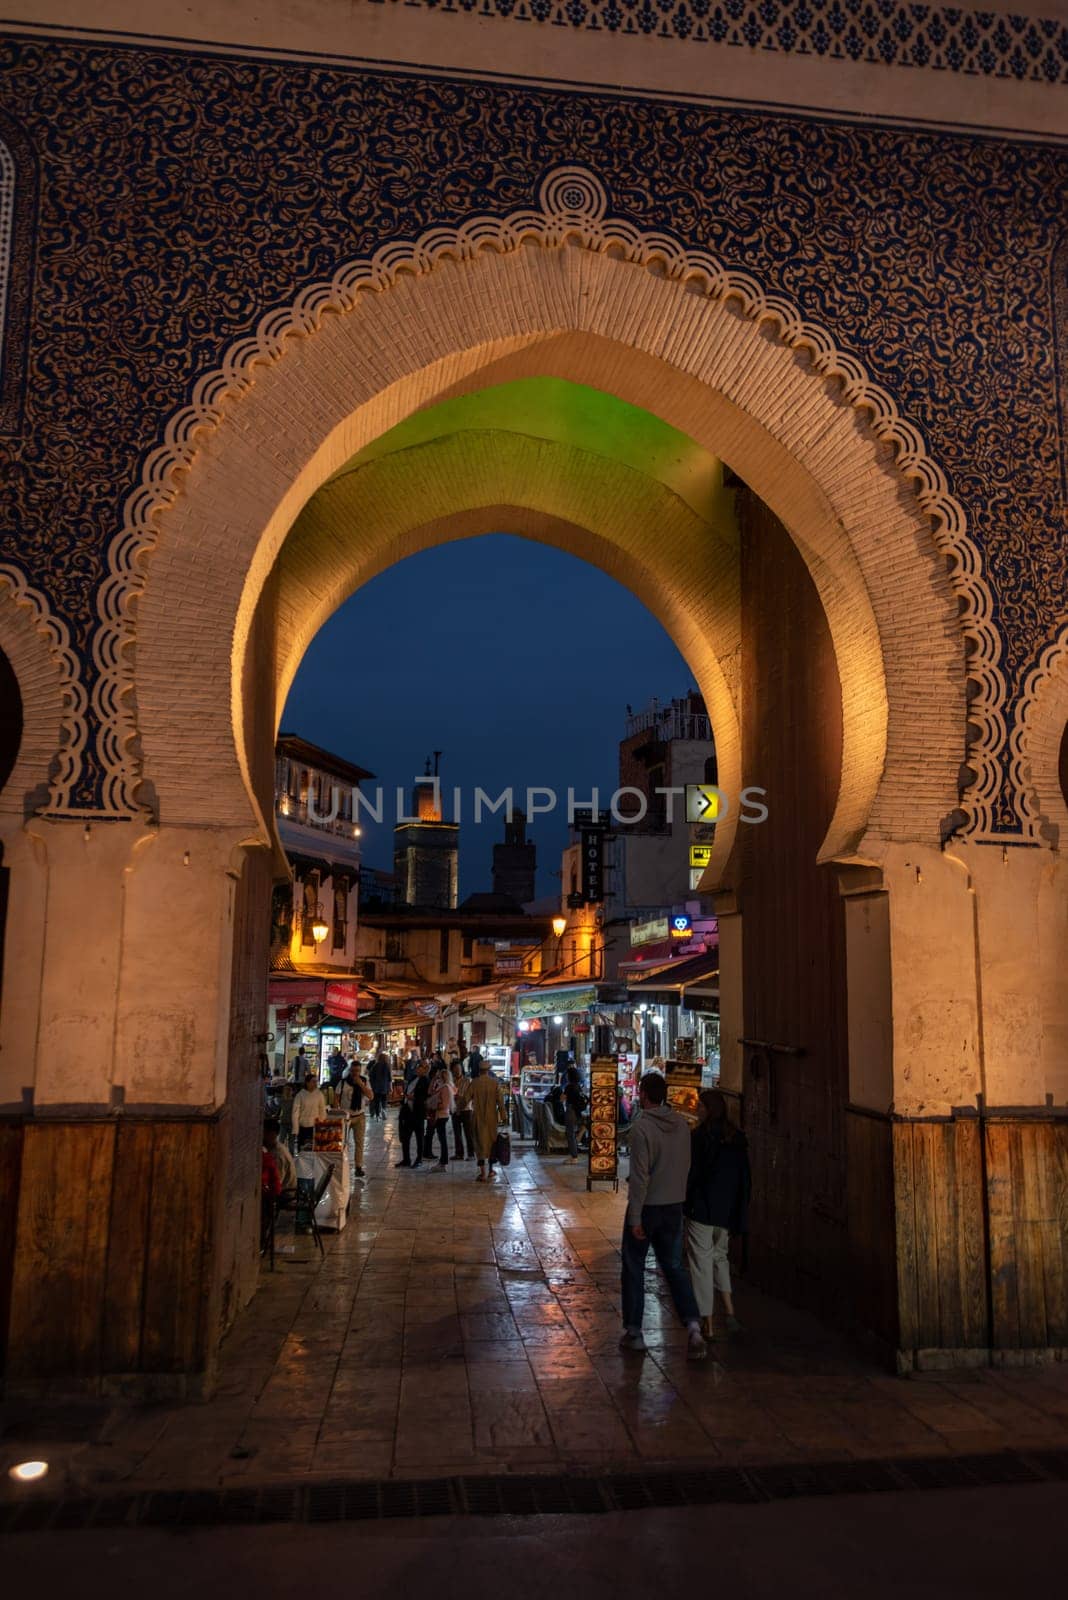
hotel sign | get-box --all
[580,827,604,903]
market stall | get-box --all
[310,1113,352,1230]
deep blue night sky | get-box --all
[282,534,695,899]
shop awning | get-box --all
[616,957,680,981]
[627,953,718,1007]
[449,984,511,1008]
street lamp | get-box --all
[309,903,329,944]
[551,915,567,939]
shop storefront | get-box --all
[267,978,361,1079]
[625,952,720,1084]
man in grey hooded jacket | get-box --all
[620,1072,707,1360]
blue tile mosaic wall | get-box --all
[0,35,1065,824]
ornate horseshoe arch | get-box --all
[79,164,999,845]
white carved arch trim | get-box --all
[0,564,86,821]
[1011,625,1068,848]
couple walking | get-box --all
[621,1074,750,1361]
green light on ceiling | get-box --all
[334,377,731,526]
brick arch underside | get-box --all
[133,246,965,869]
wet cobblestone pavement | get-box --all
[6,1116,1067,1494]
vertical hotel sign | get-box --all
[580,827,604,903]
[587,1055,619,1190]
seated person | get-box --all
[264,1117,297,1200]
[261,1146,281,1199]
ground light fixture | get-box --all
[8,1461,48,1483]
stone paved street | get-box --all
[8,1115,1067,1496]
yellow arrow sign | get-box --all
[685,784,721,823]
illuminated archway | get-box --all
[124,199,971,869]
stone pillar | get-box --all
[0,817,265,1396]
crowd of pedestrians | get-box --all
[396,1049,509,1181]
[267,1045,751,1358]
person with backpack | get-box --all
[563,1065,587,1163]
[620,1072,707,1361]
[684,1089,751,1339]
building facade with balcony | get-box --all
[269,734,375,1073]
[273,733,372,967]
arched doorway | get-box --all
[13,184,1054,1395]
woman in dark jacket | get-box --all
[684,1089,751,1338]
[562,1066,587,1163]
[369,1053,392,1118]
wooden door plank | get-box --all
[911,1124,941,1348]
[141,1122,213,1374]
[101,1122,156,1373]
[953,1118,989,1348]
[8,1123,116,1379]
[985,1121,1019,1349]
[893,1122,919,1353]
[932,1121,963,1348]
[1012,1124,1047,1348]
[0,1123,24,1372]
[1040,1124,1068,1347]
